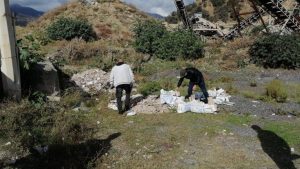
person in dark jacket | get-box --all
[177,67,209,103]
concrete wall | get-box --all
[0,0,21,100]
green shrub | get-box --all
[249,34,300,69]
[211,0,226,7]
[133,20,204,60]
[265,80,288,103]
[17,35,41,70]
[133,20,167,56]
[138,81,161,96]
[0,92,94,153]
[46,17,95,41]
[155,30,204,60]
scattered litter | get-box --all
[229,132,234,136]
[177,100,217,114]
[4,142,11,146]
[288,115,292,118]
[272,113,276,116]
[291,147,295,152]
[253,105,257,107]
[126,110,137,116]
[108,101,118,111]
[97,121,100,125]
[204,132,208,136]
[34,145,49,155]
[108,88,233,115]
[71,69,110,95]
[252,101,260,103]
[8,156,18,164]
[160,89,183,106]
[208,88,234,106]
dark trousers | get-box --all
[187,81,209,102]
[116,84,132,113]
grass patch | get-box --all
[287,83,300,103]
[264,121,300,149]
[265,80,287,103]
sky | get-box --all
[10,0,195,17]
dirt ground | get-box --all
[1,67,300,169]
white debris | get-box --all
[272,113,276,116]
[160,89,183,106]
[177,100,217,114]
[126,110,137,116]
[4,142,11,146]
[208,88,234,106]
[132,95,170,114]
[34,145,49,155]
[71,69,110,95]
[291,147,295,152]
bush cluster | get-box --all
[46,17,96,41]
[0,90,95,153]
[249,34,300,69]
[133,20,204,60]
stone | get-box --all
[32,61,60,95]
[71,69,110,95]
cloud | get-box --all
[121,0,196,16]
[10,0,68,11]
[9,0,195,16]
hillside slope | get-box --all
[10,4,44,26]
[21,0,150,43]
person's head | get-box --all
[179,68,187,78]
[115,57,124,65]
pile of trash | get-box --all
[107,88,234,115]
[71,69,110,95]
[108,94,170,115]
[160,89,217,114]
[208,88,234,106]
[132,95,170,114]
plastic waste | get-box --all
[126,110,137,116]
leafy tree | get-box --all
[133,20,167,56]
[155,30,204,60]
[46,17,95,41]
[249,34,300,69]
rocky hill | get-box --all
[21,0,150,43]
[10,4,44,26]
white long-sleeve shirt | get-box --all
[110,63,134,87]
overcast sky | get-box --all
[10,0,195,17]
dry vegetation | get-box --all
[19,0,150,46]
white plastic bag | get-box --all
[177,103,191,113]
[160,89,183,106]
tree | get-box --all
[133,20,167,56]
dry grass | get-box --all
[19,1,150,46]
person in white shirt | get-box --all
[110,58,135,114]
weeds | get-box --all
[265,80,288,103]
[138,81,161,96]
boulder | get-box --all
[32,61,60,95]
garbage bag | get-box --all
[160,89,184,106]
